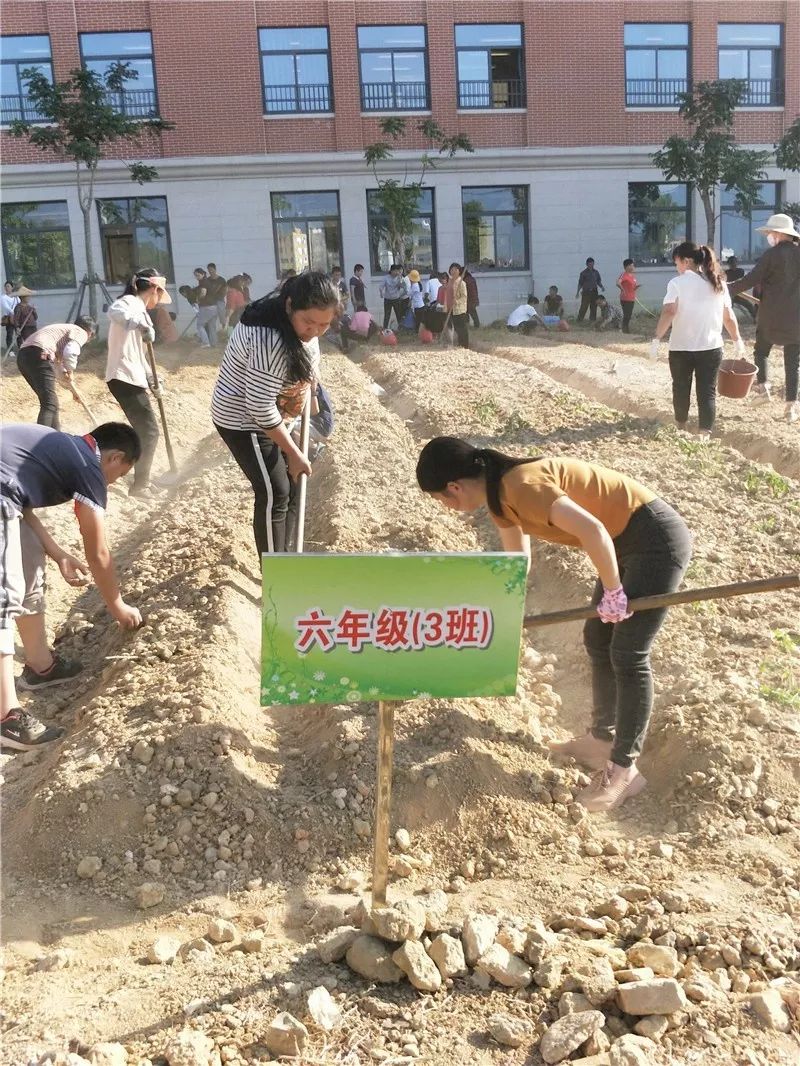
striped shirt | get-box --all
[19,323,90,370]
[211,322,320,432]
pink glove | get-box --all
[597,585,633,624]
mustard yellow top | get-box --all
[492,458,656,547]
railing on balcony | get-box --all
[457,79,526,109]
[360,81,429,112]
[264,83,332,114]
[736,78,785,107]
[104,88,159,118]
[1,94,49,124]
[625,78,688,107]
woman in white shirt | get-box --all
[652,242,744,439]
[105,268,171,497]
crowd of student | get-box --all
[1,215,797,813]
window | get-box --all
[358,25,429,112]
[462,186,528,271]
[271,192,342,275]
[628,183,690,265]
[720,182,781,263]
[455,24,525,109]
[718,24,784,106]
[624,24,689,106]
[79,31,158,117]
[97,197,174,284]
[1,35,53,123]
[259,27,332,114]
[367,189,436,273]
[1,201,75,289]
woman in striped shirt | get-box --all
[211,271,339,556]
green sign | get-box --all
[261,553,527,706]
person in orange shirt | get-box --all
[616,259,640,334]
[417,436,693,814]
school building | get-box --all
[2,0,799,326]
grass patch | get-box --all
[758,629,800,708]
[473,398,501,427]
[744,469,791,499]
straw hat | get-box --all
[408,269,421,282]
[756,213,800,239]
[13,285,36,296]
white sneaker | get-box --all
[751,383,772,405]
[786,402,800,424]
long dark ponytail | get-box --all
[416,436,534,517]
[241,270,339,382]
[672,241,724,293]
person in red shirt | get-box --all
[225,282,247,329]
[616,259,640,334]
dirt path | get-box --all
[1,340,798,1065]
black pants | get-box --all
[621,300,634,333]
[584,500,692,767]
[215,425,291,556]
[4,323,14,348]
[107,379,160,489]
[469,307,480,328]
[668,348,723,431]
[577,290,599,322]
[382,299,405,330]
[452,312,470,348]
[17,346,60,429]
[754,335,800,402]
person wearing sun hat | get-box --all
[10,285,38,345]
[727,212,800,424]
[407,268,426,329]
[105,268,172,496]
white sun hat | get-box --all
[755,213,800,239]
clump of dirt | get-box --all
[1,340,798,1066]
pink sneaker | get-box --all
[548,732,613,771]
[577,761,647,812]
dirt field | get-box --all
[1,328,798,1066]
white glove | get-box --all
[735,337,747,357]
[150,383,163,399]
[141,325,156,344]
[649,338,661,361]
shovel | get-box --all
[523,573,799,629]
[145,340,178,475]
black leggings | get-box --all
[382,299,406,330]
[668,348,723,431]
[17,346,61,429]
[621,300,634,333]
[583,500,693,767]
[452,312,470,348]
[754,336,800,402]
[215,425,291,556]
[107,379,160,489]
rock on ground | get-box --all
[392,940,442,991]
[427,933,467,978]
[205,918,236,943]
[540,1010,606,1064]
[617,978,688,1015]
[307,986,342,1030]
[346,935,404,983]
[163,1029,221,1066]
[265,1012,309,1057]
[462,913,499,966]
[626,942,680,977]
[87,1044,128,1066]
[748,988,791,1032]
[487,1013,534,1048]
[317,925,360,963]
[609,1034,658,1065]
[371,899,426,941]
[148,936,181,964]
[475,943,532,988]
[135,882,165,909]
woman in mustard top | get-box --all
[417,436,693,813]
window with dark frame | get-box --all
[628,183,690,265]
[720,182,781,263]
[79,31,158,117]
[624,24,689,107]
[97,197,174,286]
[1,201,76,290]
[271,192,342,275]
[718,24,784,107]
[462,186,529,271]
[358,25,429,112]
[1,35,53,123]
[259,27,333,114]
[367,188,436,274]
[455,24,525,110]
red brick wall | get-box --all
[2,0,797,165]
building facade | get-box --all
[2,0,798,326]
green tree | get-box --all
[365,118,473,266]
[775,117,800,223]
[652,79,769,247]
[8,63,173,318]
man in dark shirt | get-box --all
[349,263,367,311]
[1,422,142,750]
[576,257,605,323]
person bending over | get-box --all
[1,422,142,750]
[17,316,96,429]
[417,436,692,813]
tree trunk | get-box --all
[81,202,98,320]
[702,190,716,248]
